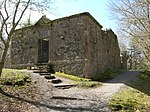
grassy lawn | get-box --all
[0,69,36,111]
[109,70,150,112]
[55,72,102,88]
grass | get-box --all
[109,70,150,112]
[55,72,91,81]
[0,69,36,111]
[0,69,31,86]
[55,72,102,88]
[91,69,122,82]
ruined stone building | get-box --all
[11,12,121,77]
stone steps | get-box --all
[40,73,51,75]
[51,79,62,84]
[44,75,56,79]
[33,64,75,89]
[33,70,48,73]
[54,84,76,89]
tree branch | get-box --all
[9,0,31,39]
[0,11,9,45]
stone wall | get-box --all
[11,16,51,68]
[49,13,121,77]
[11,12,121,77]
[49,14,87,77]
[11,27,38,68]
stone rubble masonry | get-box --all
[11,12,121,78]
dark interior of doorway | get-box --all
[38,38,49,63]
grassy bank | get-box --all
[0,69,31,86]
[91,69,122,82]
[0,69,35,111]
[55,72,102,88]
[109,70,150,111]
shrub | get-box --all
[140,70,150,80]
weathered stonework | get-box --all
[11,12,121,77]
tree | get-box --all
[108,0,150,69]
[0,0,54,76]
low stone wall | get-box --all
[52,59,89,77]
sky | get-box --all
[29,0,117,33]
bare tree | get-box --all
[108,0,150,69]
[0,0,54,76]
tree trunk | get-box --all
[0,62,4,76]
[0,42,9,76]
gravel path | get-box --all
[26,70,140,112]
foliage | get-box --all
[109,70,150,111]
[91,69,122,82]
[108,0,150,68]
[131,70,150,95]
[0,69,31,86]
[140,70,150,78]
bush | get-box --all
[140,70,150,80]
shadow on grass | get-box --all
[127,75,150,96]
[106,70,150,96]
[0,87,95,112]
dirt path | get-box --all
[27,70,140,112]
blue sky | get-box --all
[52,0,117,32]
[28,0,117,33]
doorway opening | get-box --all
[38,38,49,63]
